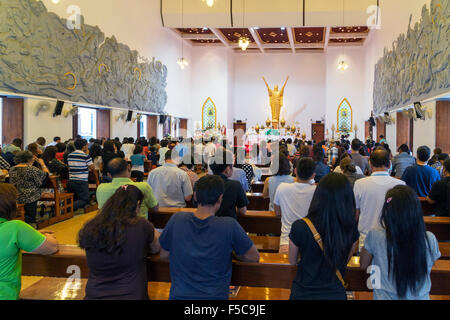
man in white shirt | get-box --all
[158,139,170,166]
[148,149,193,207]
[47,136,61,147]
[121,137,135,160]
[203,137,217,164]
[274,157,317,254]
[354,149,405,251]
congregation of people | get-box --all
[0,132,448,300]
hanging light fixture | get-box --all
[338,0,349,71]
[338,60,349,71]
[238,0,250,51]
[203,0,215,7]
[178,0,189,69]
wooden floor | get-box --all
[20,212,450,300]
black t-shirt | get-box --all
[289,219,359,300]
[428,177,450,216]
[215,174,249,219]
[84,218,155,300]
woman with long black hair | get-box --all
[288,173,359,300]
[360,185,441,299]
[78,185,160,300]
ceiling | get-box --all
[174,26,370,53]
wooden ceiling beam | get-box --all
[286,27,296,54]
[210,28,232,49]
[249,28,265,54]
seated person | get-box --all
[209,148,248,219]
[431,153,449,178]
[427,158,450,216]
[79,185,160,300]
[147,150,193,208]
[0,184,58,300]
[97,158,158,218]
[9,151,50,224]
[159,175,259,300]
[401,146,441,197]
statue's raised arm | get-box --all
[281,76,289,93]
[262,77,271,92]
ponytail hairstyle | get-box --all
[306,173,357,271]
[340,157,357,174]
[380,185,431,297]
[78,185,143,255]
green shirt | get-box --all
[96,178,158,218]
[0,218,46,300]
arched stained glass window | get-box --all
[337,98,353,133]
[202,97,216,130]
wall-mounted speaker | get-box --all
[53,100,64,117]
[126,110,133,122]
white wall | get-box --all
[231,53,326,140]
[190,46,232,133]
[110,109,138,141]
[412,101,436,156]
[325,46,367,141]
[24,98,73,146]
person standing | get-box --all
[350,139,370,175]
[354,149,406,251]
[392,144,416,178]
[401,146,441,197]
[288,173,359,300]
[67,139,95,212]
[360,185,441,300]
[147,150,193,208]
[79,185,160,300]
[0,184,58,300]
[158,175,259,300]
[274,158,316,254]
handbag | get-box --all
[302,218,348,289]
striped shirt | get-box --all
[67,150,93,182]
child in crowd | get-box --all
[130,145,146,182]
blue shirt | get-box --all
[130,154,145,166]
[314,161,331,183]
[159,212,254,300]
[401,164,441,197]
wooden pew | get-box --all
[16,204,25,221]
[419,197,437,216]
[38,176,74,229]
[251,181,264,193]
[246,193,270,211]
[152,208,450,241]
[21,245,450,297]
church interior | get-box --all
[0,0,449,303]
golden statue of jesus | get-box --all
[262,76,289,125]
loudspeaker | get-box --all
[126,110,133,122]
[53,100,64,117]
[369,116,376,127]
[159,115,167,124]
[414,102,425,120]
